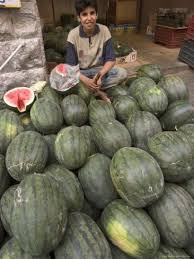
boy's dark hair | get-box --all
[75,0,98,15]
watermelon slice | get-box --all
[3,87,35,113]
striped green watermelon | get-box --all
[11,174,68,256]
[78,153,118,209]
[0,238,51,258]
[148,183,194,248]
[125,111,162,151]
[92,120,131,157]
[153,244,190,259]
[44,163,84,212]
[185,245,194,258]
[147,131,194,182]
[55,126,91,170]
[81,199,101,221]
[89,99,116,125]
[112,95,139,123]
[0,154,11,197]
[180,178,194,200]
[6,131,48,181]
[39,85,63,104]
[106,85,128,98]
[137,64,162,83]
[61,94,88,126]
[179,124,194,153]
[0,185,18,236]
[54,212,112,259]
[129,77,156,97]
[19,113,36,131]
[101,199,160,259]
[30,98,63,134]
[110,147,164,208]
[0,109,24,154]
[158,74,189,103]
[76,81,92,104]
[160,100,194,130]
[125,77,138,87]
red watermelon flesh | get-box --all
[3,87,35,112]
[56,64,67,77]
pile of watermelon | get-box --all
[0,63,194,259]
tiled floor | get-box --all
[113,30,194,103]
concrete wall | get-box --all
[0,0,47,106]
[141,0,194,29]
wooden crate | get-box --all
[154,25,188,48]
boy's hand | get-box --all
[82,77,100,91]
[93,73,102,88]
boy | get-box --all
[66,0,127,91]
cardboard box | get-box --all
[116,49,137,64]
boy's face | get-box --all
[78,6,97,31]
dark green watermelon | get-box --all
[129,77,156,98]
[55,126,91,170]
[6,131,48,181]
[0,154,11,197]
[106,85,128,98]
[110,147,164,208]
[112,95,139,123]
[125,111,162,151]
[44,163,84,212]
[11,174,68,256]
[111,243,134,258]
[148,183,194,248]
[147,131,194,183]
[80,125,99,155]
[89,99,116,125]
[101,199,160,259]
[0,109,24,154]
[125,77,138,87]
[179,124,194,154]
[61,94,88,126]
[81,199,101,221]
[19,113,36,131]
[30,98,63,134]
[92,120,131,158]
[54,212,112,259]
[137,64,162,83]
[158,74,189,103]
[160,100,194,130]
[153,244,190,259]
[185,245,194,258]
[180,178,194,200]
[43,134,57,165]
[39,85,63,104]
[76,81,92,105]
[0,184,18,236]
[78,153,118,209]
[0,238,50,258]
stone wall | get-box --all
[0,0,47,106]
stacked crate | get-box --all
[179,15,194,68]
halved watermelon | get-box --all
[3,87,35,113]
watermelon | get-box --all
[78,153,118,209]
[0,154,11,197]
[125,111,162,151]
[101,199,160,259]
[43,134,58,165]
[153,244,190,259]
[76,81,92,104]
[125,77,138,87]
[0,185,18,236]
[0,238,51,258]
[3,87,35,113]
[11,174,68,256]
[137,64,162,83]
[110,147,164,208]
[44,163,84,212]
[106,85,128,98]
[6,131,48,181]
[92,120,132,158]
[55,126,91,170]
[61,94,88,126]
[129,77,156,97]
[158,74,189,103]
[39,85,63,104]
[89,99,116,125]
[180,178,194,199]
[160,100,194,130]
[147,131,194,183]
[185,246,194,258]
[0,109,24,154]
[148,183,194,248]
[112,95,139,123]
[19,113,36,131]
[54,212,112,259]
[179,124,194,153]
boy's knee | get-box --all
[117,67,128,80]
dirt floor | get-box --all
[113,30,194,103]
